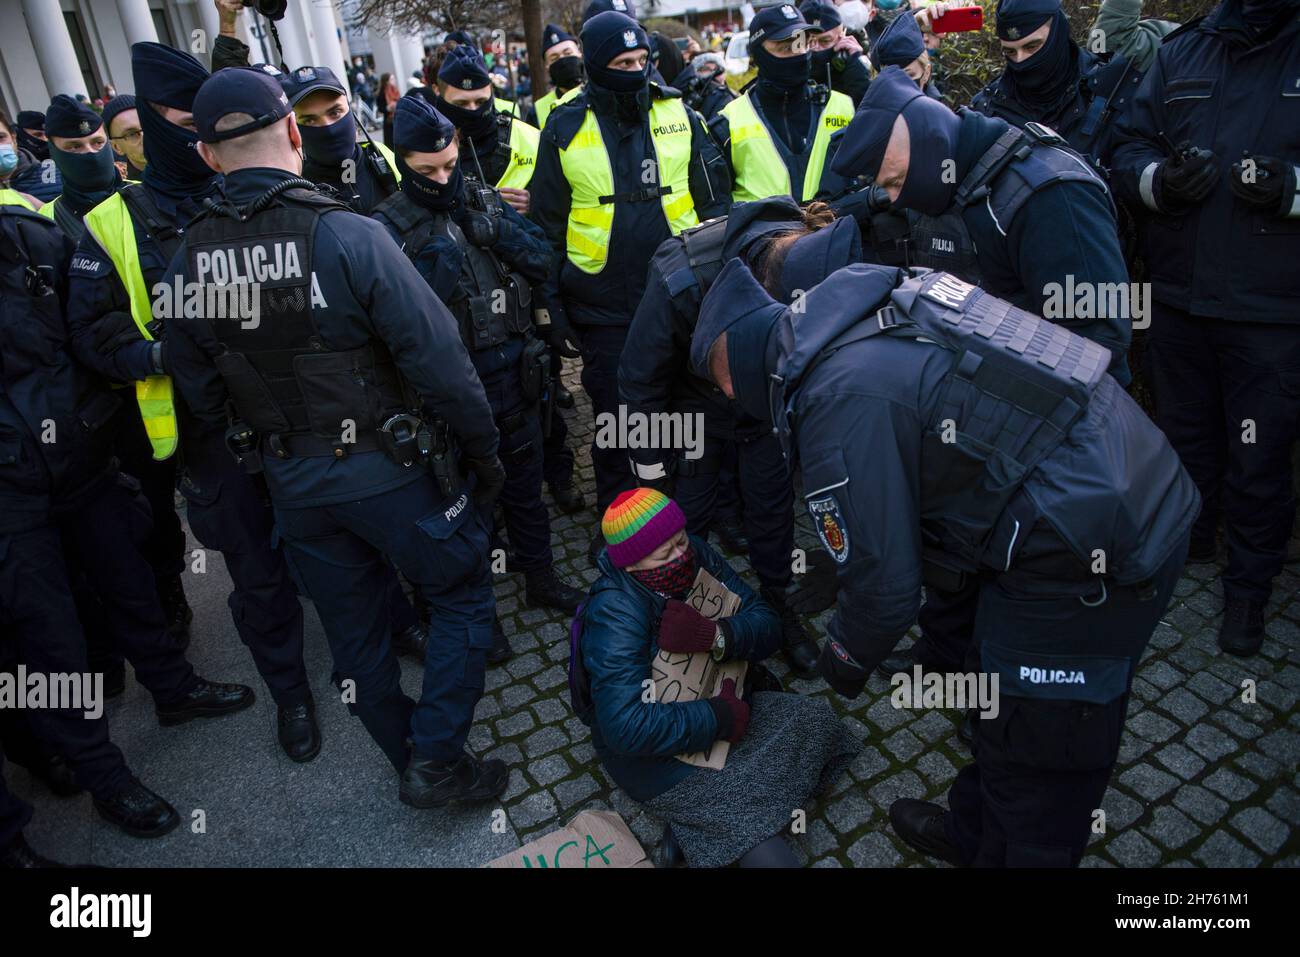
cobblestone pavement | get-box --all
[18,361,1300,867]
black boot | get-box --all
[588,529,606,568]
[278,699,321,763]
[1187,535,1218,564]
[1,833,70,868]
[30,754,82,798]
[525,566,585,614]
[155,679,255,726]
[889,799,965,866]
[487,616,514,665]
[93,779,180,838]
[712,514,748,555]
[762,585,820,679]
[555,383,575,410]
[1219,596,1265,657]
[400,752,508,807]
[156,574,193,646]
[957,709,976,749]
[391,624,428,660]
[550,482,585,515]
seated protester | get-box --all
[869,6,942,99]
[801,1,871,106]
[576,489,860,868]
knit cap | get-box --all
[601,488,687,568]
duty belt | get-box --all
[261,430,385,459]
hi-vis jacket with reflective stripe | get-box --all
[719,87,854,203]
[81,192,178,460]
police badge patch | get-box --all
[623,29,637,47]
[808,494,850,564]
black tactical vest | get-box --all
[182,186,409,457]
[902,124,1113,285]
[375,190,531,352]
[784,269,1111,576]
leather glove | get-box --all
[536,308,583,359]
[91,310,144,355]
[657,599,720,654]
[818,638,870,699]
[461,210,499,247]
[787,550,842,615]
[1229,154,1295,215]
[1156,143,1218,207]
[465,455,506,513]
[707,678,750,744]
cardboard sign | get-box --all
[649,568,748,770]
[484,810,652,869]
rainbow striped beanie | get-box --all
[601,488,687,568]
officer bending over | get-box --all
[168,67,510,806]
[692,261,1198,867]
[373,95,586,662]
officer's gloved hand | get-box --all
[466,455,507,513]
[817,638,871,699]
[537,309,583,359]
[788,550,842,615]
[461,209,500,248]
[91,310,143,355]
[1229,154,1295,216]
[1156,143,1218,208]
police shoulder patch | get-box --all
[808,492,850,564]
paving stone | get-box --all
[825,791,875,835]
[883,728,925,763]
[914,751,957,785]
[532,697,569,725]
[522,726,569,758]
[528,754,571,787]
[1101,788,1144,833]
[475,696,502,720]
[849,747,891,783]
[1127,711,1179,742]
[554,774,600,810]
[1258,729,1300,768]
[1230,807,1289,856]
[1141,660,1185,691]
[909,710,956,744]
[1266,787,1300,824]
[1142,806,1200,850]
[1193,830,1261,868]
[1117,733,1153,764]
[865,696,910,732]
[1157,688,1209,724]
[1185,670,1237,705]
[495,710,536,738]
[1173,786,1229,825]
[486,743,524,766]
[1213,711,1263,741]
[1184,723,1239,763]
[505,653,545,679]
[1153,744,1206,781]
[535,664,569,690]
[1202,767,1258,802]
[1234,751,1279,781]
[502,768,530,802]
[1118,764,1179,802]
[499,683,537,712]
[811,856,843,868]
[799,819,840,857]
[867,770,925,810]
[509,790,559,830]
[846,831,903,868]
[1107,830,1162,867]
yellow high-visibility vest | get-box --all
[82,191,179,461]
[534,86,582,128]
[497,97,523,119]
[720,88,854,203]
[37,195,58,219]
[0,188,36,210]
[558,97,698,274]
[369,139,402,184]
[496,117,540,191]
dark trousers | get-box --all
[0,520,131,800]
[116,403,185,579]
[0,746,32,848]
[576,323,635,514]
[60,477,198,705]
[274,476,495,771]
[945,536,1187,866]
[481,360,553,572]
[1146,304,1300,602]
[675,432,795,590]
[181,452,309,707]
[542,350,575,491]
[915,579,980,672]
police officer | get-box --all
[619,197,865,677]
[1111,0,1300,656]
[66,42,320,762]
[528,23,586,129]
[971,0,1143,168]
[168,66,510,804]
[801,1,871,107]
[0,194,253,840]
[868,7,943,99]
[532,11,731,561]
[692,260,1197,867]
[831,68,1134,694]
[0,112,42,212]
[372,95,587,660]
[9,109,61,202]
[711,5,855,204]
[37,96,125,242]
[674,53,735,123]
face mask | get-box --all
[876,0,905,10]
[894,99,962,217]
[548,55,585,91]
[434,94,498,142]
[16,128,48,162]
[0,144,17,176]
[752,44,811,90]
[298,112,358,168]
[629,544,698,600]
[1005,12,1076,109]
[397,153,464,212]
[51,142,118,200]
[139,101,216,194]
[838,0,871,31]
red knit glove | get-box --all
[708,678,750,744]
[657,599,718,654]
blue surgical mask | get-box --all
[876,0,905,10]
[0,144,17,176]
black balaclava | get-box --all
[44,94,121,213]
[1001,8,1078,112]
[895,95,964,217]
[752,42,812,92]
[435,45,500,146]
[393,94,464,213]
[15,111,48,162]
[299,112,358,168]
[583,10,652,110]
[131,42,218,199]
[549,56,585,92]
